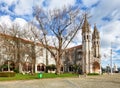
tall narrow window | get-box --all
[87,35,88,39]
[97,41,99,44]
[39,48,43,56]
[84,35,85,39]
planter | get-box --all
[0,72,16,77]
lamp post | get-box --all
[110,42,113,74]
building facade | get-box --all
[0,17,101,74]
[63,16,101,74]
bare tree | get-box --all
[0,24,15,72]
[32,6,84,74]
[23,23,44,74]
[0,22,41,74]
[0,23,28,73]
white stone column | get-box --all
[90,64,93,73]
[35,63,37,73]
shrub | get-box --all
[13,69,19,73]
[0,72,16,77]
[87,73,99,76]
[46,64,56,72]
[51,64,56,70]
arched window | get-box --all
[10,63,15,71]
[37,63,45,71]
[2,60,15,71]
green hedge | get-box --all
[46,64,56,72]
[0,72,16,77]
[87,73,100,76]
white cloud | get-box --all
[47,0,76,10]
[0,16,27,28]
[100,21,120,48]
[90,0,120,25]
[0,15,12,28]
[82,0,99,7]
[0,16,27,31]
[0,0,76,16]
[0,0,15,6]
[13,18,27,28]
[0,0,43,16]
[14,0,34,15]
[72,29,82,45]
[100,20,120,67]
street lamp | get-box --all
[110,42,113,74]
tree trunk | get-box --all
[16,38,21,73]
[56,61,61,75]
[31,43,36,74]
[8,61,10,72]
[46,49,48,66]
[31,60,35,74]
[19,62,22,73]
[31,64,34,74]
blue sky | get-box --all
[0,0,120,68]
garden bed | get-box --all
[0,72,16,77]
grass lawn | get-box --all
[0,73,78,81]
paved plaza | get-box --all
[0,74,120,88]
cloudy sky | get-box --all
[0,0,120,68]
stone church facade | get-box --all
[81,16,101,74]
[63,16,101,74]
[0,16,101,74]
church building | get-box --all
[63,15,101,74]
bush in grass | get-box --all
[51,64,56,70]
[87,73,99,76]
[0,72,16,77]
[46,64,56,73]
[13,69,19,73]
[0,64,8,71]
[73,64,80,73]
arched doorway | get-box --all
[37,63,45,71]
[92,61,100,73]
[69,65,73,72]
[10,62,15,71]
[2,60,15,71]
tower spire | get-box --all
[92,23,99,39]
[92,23,100,58]
[82,14,91,34]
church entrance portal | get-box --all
[92,61,100,73]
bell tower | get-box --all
[92,24,101,73]
[82,14,92,74]
[92,24,100,58]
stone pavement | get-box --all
[0,74,120,88]
[0,78,80,88]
